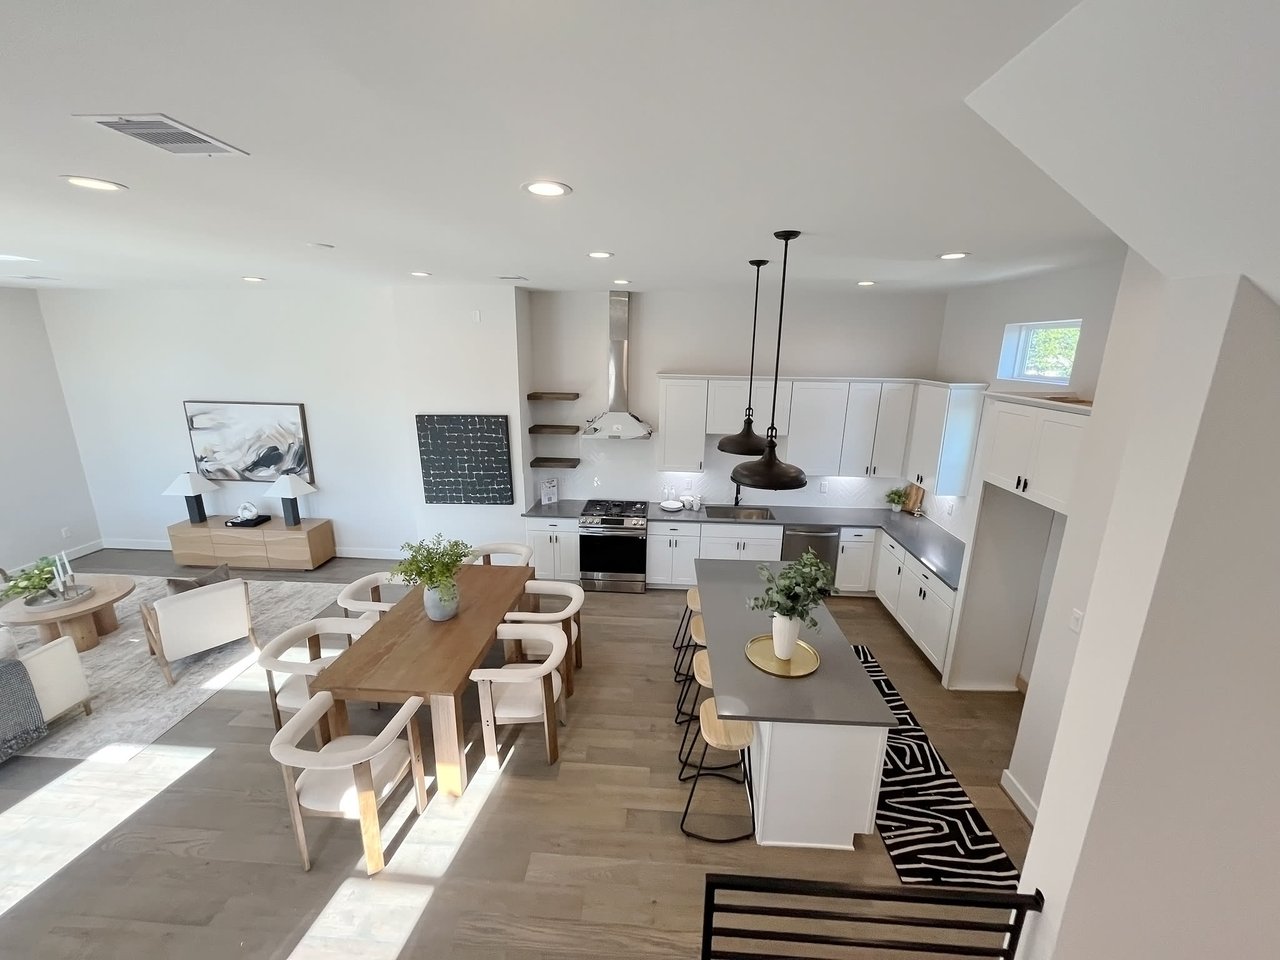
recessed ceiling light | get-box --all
[308,242,335,250]
[63,175,128,191]
[857,280,876,286]
[522,180,572,197]
[613,279,631,285]
[242,276,266,283]
[0,254,37,261]
[410,271,432,277]
[588,251,613,259]
[938,251,969,260]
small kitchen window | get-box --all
[997,319,1081,385]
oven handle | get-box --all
[577,528,648,538]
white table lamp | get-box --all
[265,474,317,526]
[163,472,219,524]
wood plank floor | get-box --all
[0,551,1029,959]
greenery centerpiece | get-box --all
[748,549,833,660]
[393,534,472,622]
[0,558,59,602]
[885,486,908,512]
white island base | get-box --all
[749,720,888,849]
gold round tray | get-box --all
[745,634,820,678]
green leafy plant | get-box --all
[0,558,58,601]
[748,549,833,629]
[392,534,472,602]
[885,486,908,506]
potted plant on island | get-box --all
[748,549,834,660]
[885,486,908,513]
[393,534,472,622]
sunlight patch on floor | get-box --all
[0,743,211,918]
[287,752,509,959]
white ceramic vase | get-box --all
[423,582,460,622]
[772,614,802,660]
[890,503,902,512]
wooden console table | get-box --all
[168,516,336,570]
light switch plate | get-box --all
[819,480,829,494]
[1069,608,1084,633]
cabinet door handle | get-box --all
[698,460,703,470]
[1016,475,1022,490]
[897,565,901,576]
[1022,477,1030,492]
[865,466,869,475]
[872,466,877,475]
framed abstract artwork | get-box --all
[415,414,514,504]
[184,401,314,483]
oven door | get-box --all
[577,528,647,592]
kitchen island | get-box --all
[695,558,897,849]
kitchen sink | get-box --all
[703,506,776,521]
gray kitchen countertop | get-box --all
[521,499,588,520]
[694,559,898,728]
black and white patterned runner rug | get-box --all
[853,645,1020,888]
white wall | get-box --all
[0,289,100,569]
[38,284,529,559]
[935,259,1125,399]
[527,288,946,506]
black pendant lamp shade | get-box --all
[731,230,808,491]
[717,259,770,456]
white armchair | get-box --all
[465,542,533,566]
[19,635,92,722]
[503,580,585,696]
[336,572,397,619]
[471,623,567,766]
[141,578,255,685]
[257,616,374,730]
[270,691,425,874]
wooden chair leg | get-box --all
[353,760,384,875]
[82,699,93,717]
[265,672,283,731]
[407,715,429,814]
[541,673,559,765]
[477,680,499,763]
[281,767,310,871]
[574,613,583,669]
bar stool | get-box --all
[674,611,705,685]
[671,587,701,676]
[680,697,755,843]
[677,650,740,780]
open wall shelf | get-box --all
[527,391,580,402]
[528,424,581,435]
[530,457,581,469]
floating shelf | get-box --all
[527,391,580,401]
[528,424,581,436]
[530,457,581,469]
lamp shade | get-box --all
[163,472,219,496]
[264,475,317,499]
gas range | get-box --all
[578,499,648,593]
[578,499,648,530]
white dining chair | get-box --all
[269,690,425,875]
[336,572,397,619]
[257,616,375,730]
[471,622,567,766]
[465,542,533,566]
[140,578,255,685]
[503,580,585,696]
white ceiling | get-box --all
[969,0,1280,304]
[0,1,1121,292]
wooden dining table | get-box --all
[309,563,533,804]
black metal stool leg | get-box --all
[671,604,691,651]
[680,742,755,844]
[674,668,698,724]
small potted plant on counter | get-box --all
[749,548,833,660]
[885,486,908,512]
[393,533,472,622]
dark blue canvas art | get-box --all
[415,414,514,505]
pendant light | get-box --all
[717,259,770,455]
[731,230,807,491]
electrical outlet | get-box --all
[683,478,693,491]
[471,309,482,324]
[1068,608,1084,633]
[819,480,829,494]
[60,527,72,539]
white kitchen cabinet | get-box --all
[894,568,953,671]
[706,379,792,437]
[525,519,580,581]
[983,400,1087,514]
[870,382,915,478]
[873,542,904,614]
[785,381,850,477]
[700,523,783,562]
[904,384,984,495]
[657,377,709,471]
[834,528,875,593]
[647,521,701,586]
[837,383,881,477]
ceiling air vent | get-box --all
[77,113,247,156]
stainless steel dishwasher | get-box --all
[781,525,840,570]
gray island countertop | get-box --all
[694,559,898,728]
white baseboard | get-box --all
[11,540,104,571]
[945,680,1021,692]
[1000,768,1039,824]
[101,538,170,551]
[335,547,402,561]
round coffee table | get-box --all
[0,573,137,652]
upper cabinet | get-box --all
[984,399,1086,514]
[904,384,985,496]
[838,381,914,479]
[785,381,850,476]
[657,377,709,471]
[705,379,792,436]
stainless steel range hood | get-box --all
[583,291,653,440]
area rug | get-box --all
[855,645,1021,889]
[6,576,339,760]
